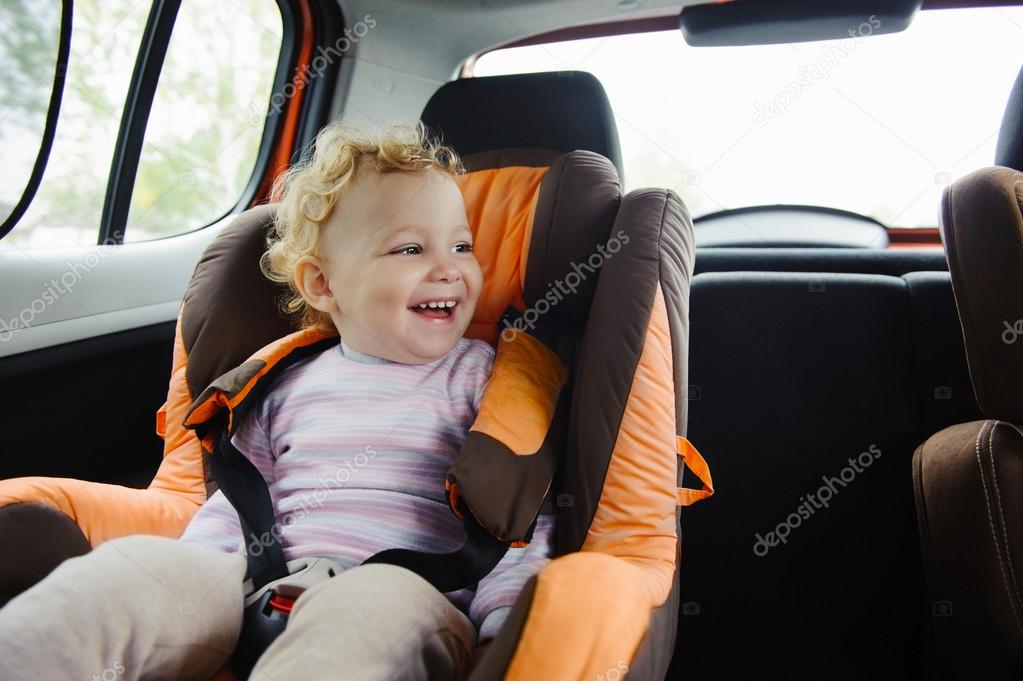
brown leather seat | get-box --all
[913,165,1023,679]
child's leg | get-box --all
[0,534,247,681]
[251,563,477,681]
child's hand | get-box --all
[467,640,492,674]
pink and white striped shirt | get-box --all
[179,336,555,640]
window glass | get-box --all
[473,8,1023,227]
[126,1,283,242]
[1,0,282,250]
[2,1,148,249]
[0,1,62,229]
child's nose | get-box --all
[429,256,462,282]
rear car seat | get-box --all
[913,165,1023,680]
[674,268,977,680]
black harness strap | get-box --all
[211,429,289,590]
[215,422,511,593]
[362,500,509,593]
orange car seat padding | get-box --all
[183,328,336,435]
[676,436,714,507]
[469,330,566,456]
[458,165,548,345]
[0,477,203,547]
[581,284,680,606]
[503,552,656,681]
[151,310,213,503]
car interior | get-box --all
[0,0,1021,679]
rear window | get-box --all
[472,7,1023,228]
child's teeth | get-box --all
[413,300,457,310]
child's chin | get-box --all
[403,338,457,363]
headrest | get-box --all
[421,71,623,177]
[940,166,1023,422]
[996,64,1023,170]
[180,150,620,397]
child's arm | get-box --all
[177,404,276,550]
[463,338,556,640]
[467,497,556,641]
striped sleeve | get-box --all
[468,495,556,640]
[462,339,495,414]
[177,401,276,551]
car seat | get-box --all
[0,72,709,680]
[912,165,1023,680]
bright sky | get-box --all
[474,7,1023,227]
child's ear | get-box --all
[294,255,338,314]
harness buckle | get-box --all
[232,557,345,679]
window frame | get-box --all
[0,0,73,242]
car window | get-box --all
[125,1,282,243]
[472,7,1023,228]
[1,0,282,250]
[0,2,64,234]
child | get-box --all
[0,123,556,681]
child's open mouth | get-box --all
[409,299,458,321]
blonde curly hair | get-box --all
[261,121,463,330]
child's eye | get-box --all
[454,242,473,253]
[393,245,421,255]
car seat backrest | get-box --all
[912,166,1023,679]
[679,268,972,679]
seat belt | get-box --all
[211,429,289,592]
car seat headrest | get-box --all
[996,63,1023,170]
[421,71,623,178]
[940,166,1023,422]
[180,204,294,398]
[459,149,621,341]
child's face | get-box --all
[296,168,482,364]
